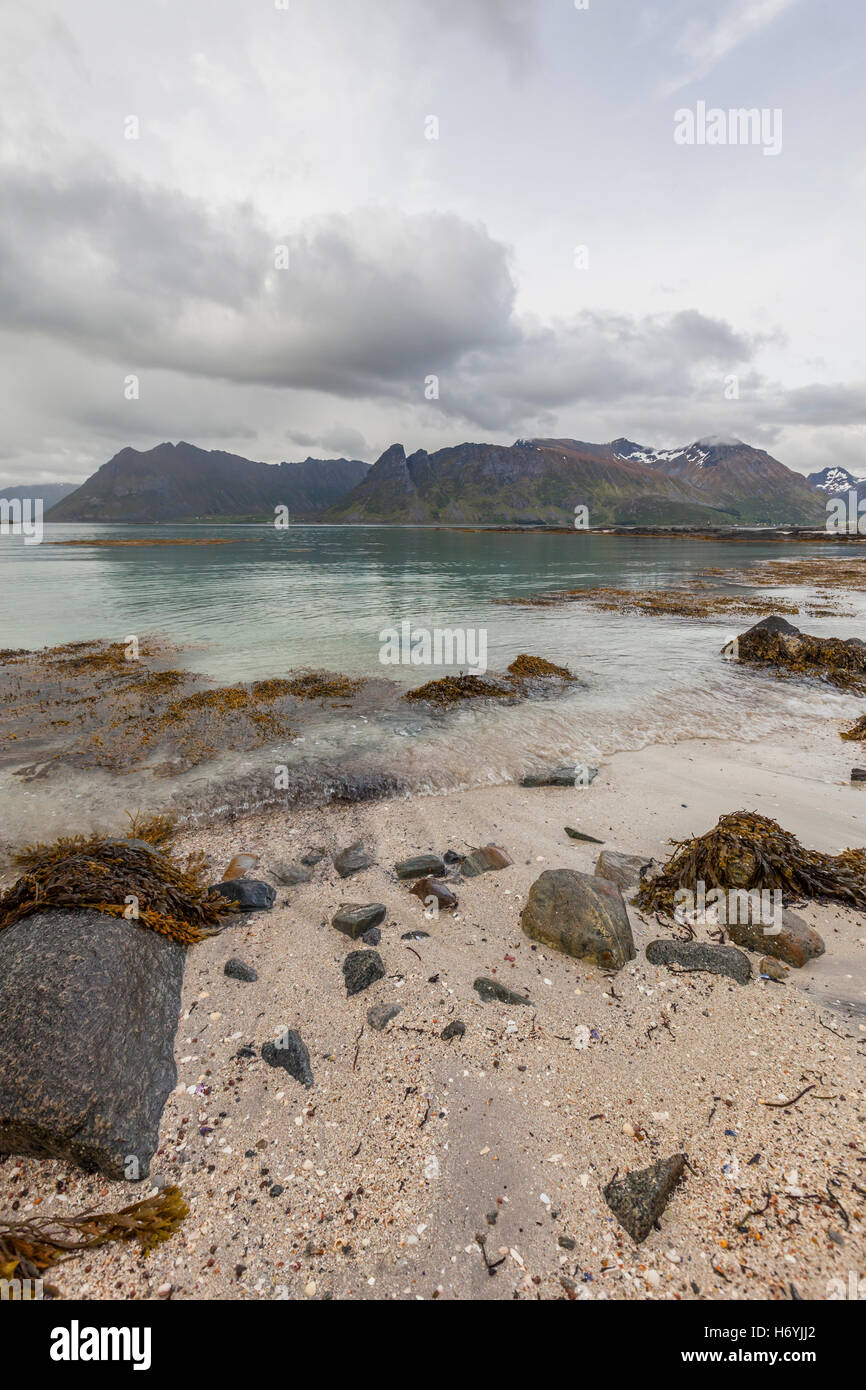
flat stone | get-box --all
[521,869,635,970]
[409,877,458,909]
[395,853,446,879]
[594,849,653,890]
[0,910,185,1179]
[270,860,313,886]
[565,827,604,843]
[473,976,531,1006]
[366,1001,402,1031]
[725,908,824,968]
[521,764,598,788]
[261,1030,314,1088]
[343,949,386,996]
[604,1154,687,1244]
[646,938,751,985]
[333,842,374,878]
[224,957,258,982]
[331,903,387,939]
[440,1019,466,1040]
[461,845,513,878]
[212,879,276,912]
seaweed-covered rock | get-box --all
[646,938,751,985]
[0,910,185,1179]
[726,908,824,968]
[212,879,276,912]
[333,842,374,878]
[521,869,635,970]
[395,853,445,879]
[594,850,654,890]
[473,976,531,1006]
[343,949,386,996]
[261,1030,314,1088]
[734,617,866,692]
[604,1154,687,1243]
[461,845,513,877]
[331,903,387,939]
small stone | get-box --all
[594,849,654,890]
[261,1030,314,1088]
[333,842,374,878]
[760,956,789,982]
[401,930,430,940]
[461,845,513,878]
[270,860,312,886]
[440,1019,466,1040]
[222,854,259,879]
[331,903,387,939]
[301,847,328,866]
[157,1282,172,1299]
[212,879,276,912]
[557,1234,576,1250]
[224,957,258,983]
[564,827,604,843]
[603,1153,687,1244]
[361,927,381,946]
[645,938,751,985]
[486,1210,498,1225]
[269,1183,284,1197]
[443,850,464,865]
[366,1001,402,1031]
[851,769,866,783]
[473,977,531,1006]
[395,853,446,880]
[410,877,458,909]
[521,764,597,788]
[343,950,386,997]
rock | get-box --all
[594,850,654,890]
[222,853,259,880]
[521,764,598,788]
[443,850,464,865]
[343,950,386,996]
[473,976,531,1006]
[395,853,446,879]
[401,930,430,940]
[725,909,824,968]
[301,847,327,866]
[270,860,313,886]
[760,956,789,982]
[366,1001,402,1031]
[557,1234,576,1250]
[331,903,387,939]
[646,938,751,985]
[409,877,458,909]
[604,1154,688,1243]
[361,927,381,946]
[333,842,374,878]
[751,614,801,635]
[852,769,866,782]
[440,1019,466,1041]
[224,957,258,982]
[565,827,604,843]
[0,910,185,1179]
[520,870,636,970]
[461,845,513,878]
[212,879,276,912]
[261,1030,314,1088]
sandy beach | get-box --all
[3,719,863,1302]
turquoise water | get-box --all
[1,523,863,837]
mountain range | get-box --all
[807,465,865,498]
[28,435,835,526]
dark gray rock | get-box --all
[474,976,531,1006]
[301,847,328,866]
[401,930,430,940]
[443,850,464,865]
[361,926,381,946]
[0,910,185,1179]
[332,903,387,939]
[224,957,258,982]
[725,908,824,968]
[461,845,513,878]
[440,1019,466,1040]
[750,615,800,635]
[395,853,446,880]
[366,1001,402,1031]
[270,860,312,886]
[343,950,386,996]
[852,769,866,783]
[646,938,751,985]
[604,1154,687,1243]
[521,764,598,788]
[521,869,635,970]
[261,1030,314,1088]
[594,849,654,890]
[565,827,604,843]
[212,879,276,912]
[333,842,374,878]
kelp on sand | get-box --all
[0,1185,189,1285]
[636,810,866,915]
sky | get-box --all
[1,0,864,485]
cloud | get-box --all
[666,0,801,90]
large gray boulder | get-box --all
[0,910,185,1180]
[520,869,635,970]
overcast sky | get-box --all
[1,0,864,485]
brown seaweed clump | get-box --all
[735,623,866,693]
[636,810,866,914]
[404,674,517,708]
[841,714,866,741]
[495,586,798,620]
[250,672,365,701]
[507,653,577,681]
[0,834,232,945]
[0,1185,188,1284]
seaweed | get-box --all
[636,810,866,914]
[507,653,577,681]
[0,1185,189,1284]
[250,672,365,701]
[495,586,799,619]
[841,714,866,742]
[404,674,518,707]
[0,833,232,945]
[735,626,866,693]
